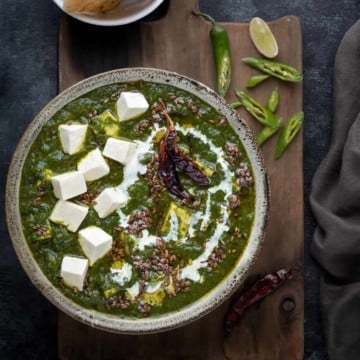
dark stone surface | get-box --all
[1,0,359,358]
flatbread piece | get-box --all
[63,0,122,13]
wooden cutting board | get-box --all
[58,1,303,359]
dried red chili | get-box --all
[158,138,194,202]
[157,101,210,202]
[162,110,210,186]
[225,268,298,332]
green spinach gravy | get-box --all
[20,81,255,318]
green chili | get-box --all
[266,87,280,112]
[231,101,242,109]
[234,90,281,128]
[246,74,270,88]
[193,11,231,97]
[242,57,303,82]
[256,119,282,145]
[275,111,303,158]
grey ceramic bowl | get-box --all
[6,68,268,334]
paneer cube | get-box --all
[60,255,89,291]
[78,148,110,181]
[116,91,149,121]
[93,187,128,218]
[103,138,137,165]
[49,200,88,232]
[51,171,87,200]
[59,123,88,155]
[78,226,113,266]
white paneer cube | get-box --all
[59,123,88,155]
[78,148,110,181]
[103,138,137,165]
[49,200,88,232]
[51,171,87,200]
[78,226,113,266]
[93,187,128,218]
[60,256,89,291]
[116,91,149,121]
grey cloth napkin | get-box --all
[310,19,360,360]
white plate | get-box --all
[53,0,164,26]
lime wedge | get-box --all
[249,17,279,58]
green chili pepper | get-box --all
[234,90,281,128]
[266,87,280,112]
[231,101,242,109]
[275,111,303,158]
[246,74,270,88]
[242,57,303,82]
[193,11,231,97]
[257,119,282,145]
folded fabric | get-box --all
[310,19,360,360]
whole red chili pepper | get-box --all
[162,109,210,186]
[158,137,194,202]
[225,268,298,332]
[157,101,210,202]
[171,148,210,186]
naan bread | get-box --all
[63,0,122,13]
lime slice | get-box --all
[249,17,279,58]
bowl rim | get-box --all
[52,0,165,26]
[6,67,269,334]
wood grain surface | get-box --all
[58,1,303,359]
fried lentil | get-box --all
[33,224,49,237]
[104,295,131,310]
[143,155,165,200]
[137,301,151,315]
[228,194,240,209]
[207,246,226,270]
[109,241,126,261]
[85,110,98,120]
[224,142,242,165]
[80,191,98,206]
[235,162,254,188]
[126,208,153,236]
[137,119,151,134]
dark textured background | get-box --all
[1,0,359,359]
